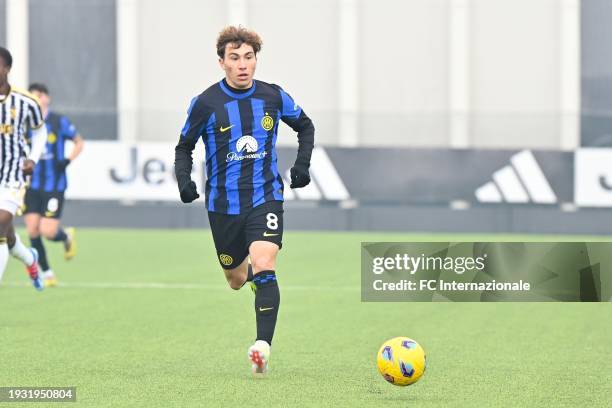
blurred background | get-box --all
[2,0,611,234]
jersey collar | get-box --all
[219,79,256,99]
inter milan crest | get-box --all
[219,254,233,266]
[261,113,274,131]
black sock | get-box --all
[30,236,50,271]
[50,228,68,242]
[253,270,280,345]
[240,264,255,288]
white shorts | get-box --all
[0,186,24,215]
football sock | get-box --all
[50,228,68,242]
[247,264,254,282]
[240,264,255,288]
[30,236,49,271]
[0,239,9,281]
[9,234,34,266]
[253,270,280,345]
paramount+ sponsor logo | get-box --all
[226,135,267,162]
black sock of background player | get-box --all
[253,270,280,345]
[240,264,254,288]
[50,228,68,242]
[30,236,50,271]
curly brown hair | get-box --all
[216,26,262,59]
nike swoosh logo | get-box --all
[220,125,234,132]
[259,307,274,312]
[263,232,279,237]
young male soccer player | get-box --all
[174,26,314,375]
[24,83,84,287]
[0,47,48,290]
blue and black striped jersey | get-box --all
[30,111,77,193]
[176,79,314,215]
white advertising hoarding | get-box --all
[64,141,350,202]
[65,141,205,201]
[574,148,612,207]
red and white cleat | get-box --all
[27,248,44,291]
[248,340,271,376]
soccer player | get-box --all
[0,47,48,290]
[174,26,314,375]
[24,83,84,287]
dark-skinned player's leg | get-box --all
[0,210,10,281]
[7,222,42,290]
[0,211,42,290]
[25,212,53,285]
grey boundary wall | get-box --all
[12,200,612,236]
[28,0,117,140]
[582,0,612,147]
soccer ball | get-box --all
[377,337,426,386]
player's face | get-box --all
[0,59,9,86]
[31,90,50,110]
[219,43,257,89]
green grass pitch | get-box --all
[1,229,611,407]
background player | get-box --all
[174,26,314,375]
[0,47,47,290]
[24,83,84,287]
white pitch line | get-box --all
[0,281,360,292]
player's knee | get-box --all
[26,226,39,237]
[251,256,275,272]
[228,279,243,290]
[40,224,58,239]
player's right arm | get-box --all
[174,95,208,203]
[24,97,48,175]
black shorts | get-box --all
[24,189,65,219]
[208,200,284,269]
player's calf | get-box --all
[253,270,280,344]
[223,258,250,290]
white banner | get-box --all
[64,141,350,202]
[575,148,612,207]
[65,141,205,201]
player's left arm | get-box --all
[68,135,85,161]
[60,116,84,170]
[278,88,315,189]
[23,100,48,174]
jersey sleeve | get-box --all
[60,116,78,139]
[27,99,45,129]
[278,88,303,123]
[179,95,209,145]
[272,85,315,168]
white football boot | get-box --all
[248,340,271,376]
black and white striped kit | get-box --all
[0,88,44,187]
